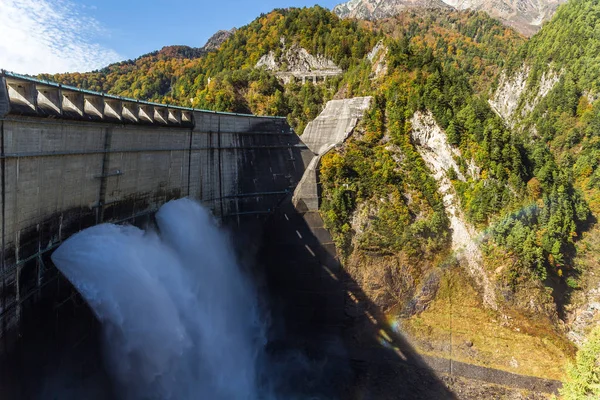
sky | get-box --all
[0,0,340,75]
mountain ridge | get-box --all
[333,0,452,20]
[333,0,566,36]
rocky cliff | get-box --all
[410,111,497,309]
[201,28,237,52]
[489,65,560,126]
[256,40,343,83]
[443,0,565,36]
[367,40,389,80]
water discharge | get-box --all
[51,198,267,400]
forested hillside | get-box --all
[495,2,600,388]
[509,0,600,214]
[322,6,589,304]
[42,7,377,134]
[322,9,525,259]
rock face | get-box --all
[489,64,560,126]
[367,40,389,80]
[333,0,451,20]
[333,0,566,36]
[256,40,343,84]
[410,111,497,309]
[568,287,600,345]
[293,97,373,210]
[489,66,531,123]
[201,28,237,52]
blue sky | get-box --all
[0,0,340,74]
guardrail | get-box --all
[0,71,287,126]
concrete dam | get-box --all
[0,72,318,397]
[0,72,560,398]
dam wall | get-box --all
[0,72,312,355]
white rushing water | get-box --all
[51,198,267,400]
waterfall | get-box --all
[51,198,266,400]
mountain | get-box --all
[153,45,205,59]
[333,0,566,35]
[445,0,566,36]
[128,28,237,62]
[332,0,451,20]
[489,1,600,390]
[41,6,378,132]
[201,28,238,52]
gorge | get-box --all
[2,0,600,398]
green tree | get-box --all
[561,327,600,400]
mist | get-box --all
[51,198,268,399]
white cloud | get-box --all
[0,0,122,74]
